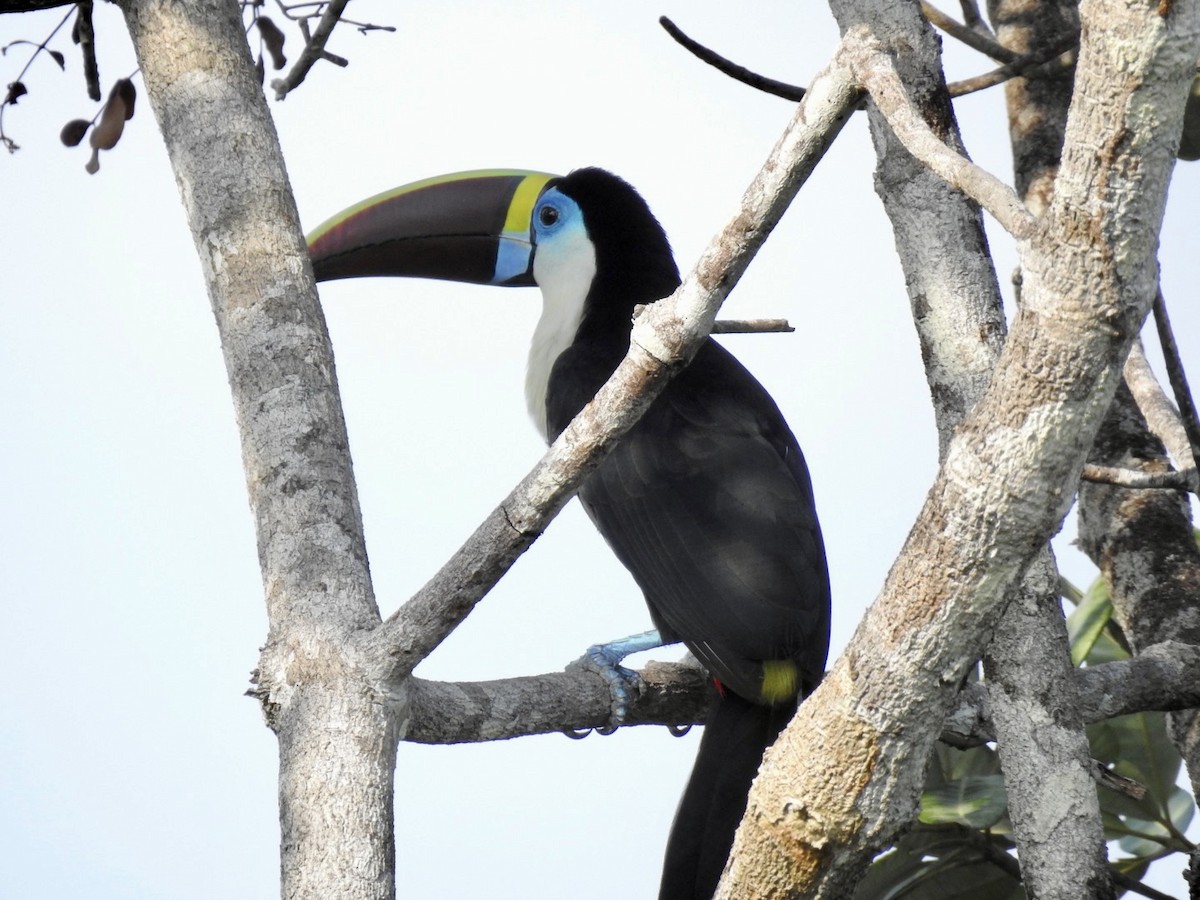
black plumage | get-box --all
[542,169,830,899]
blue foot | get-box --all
[571,629,665,725]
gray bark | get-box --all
[1077,384,1200,798]
[983,551,1112,900]
[118,2,393,898]
[978,4,1113,897]
[717,0,1199,895]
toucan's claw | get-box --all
[561,727,593,740]
[570,637,649,725]
[667,723,693,737]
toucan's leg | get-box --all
[572,629,668,724]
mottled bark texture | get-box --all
[980,3,1113,897]
[988,0,1080,215]
[118,3,393,898]
[716,0,1199,896]
[1078,384,1200,800]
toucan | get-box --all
[307,168,831,899]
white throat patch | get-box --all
[525,226,597,441]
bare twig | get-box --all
[846,33,1038,240]
[633,305,795,334]
[920,1,1019,62]
[1152,291,1200,479]
[269,0,391,100]
[0,3,73,152]
[1081,462,1196,491]
[711,318,794,334]
[948,36,1077,97]
[957,0,989,33]
[660,11,1074,109]
[658,16,807,102]
[1092,760,1148,800]
[1113,870,1184,900]
[1124,338,1199,488]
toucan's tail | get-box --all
[659,691,797,900]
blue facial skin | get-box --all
[491,186,586,285]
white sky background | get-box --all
[1,2,1198,897]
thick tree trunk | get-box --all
[117,2,394,898]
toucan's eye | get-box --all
[538,205,560,227]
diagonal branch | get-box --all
[845,30,1038,240]
[920,1,1020,62]
[269,0,351,100]
[360,41,864,688]
[658,16,807,102]
[1125,336,1200,488]
[1152,290,1200,478]
[947,36,1076,97]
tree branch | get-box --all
[269,0,351,100]
[717,0,1198,893]
[984,550,1112,899]
[1081,462,1195,490]
[711,318,794,334]
[920,1,1020,62]
[1125,337,1196,479]
[400,660,711,744]
[1152,290,1200,479]
[360,41,863,688]
[944,641,1200,744]
[658,16,807,102]
[947,36,1077,98]
[845,30,1038,240]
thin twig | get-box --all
[1151,291,1200,479]
[947,36,1077,97]
[270,0,362,100]
[711,318,794,334]
[847,33,1037,240]
[1092,759,1148,800]
[1080,463,1195,491]
[658,17,807,102]
[920,1,1019,63]
[1113,870,1182,900]
[0,3,74,152]
[957,0,988,33]
[1124,338,1199,489]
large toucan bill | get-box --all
[308,168,831,900]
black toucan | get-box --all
[307,168,831,899]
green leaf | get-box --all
[856,829,1024,900]
[921,775,1009,830]
[1059,575,1084,606]
[1067,575,1114,665]
[1169,783,1196,835]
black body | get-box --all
[543,169,830,899]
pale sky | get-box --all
[2,2,1197,897]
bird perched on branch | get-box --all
[308,167,830,899]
